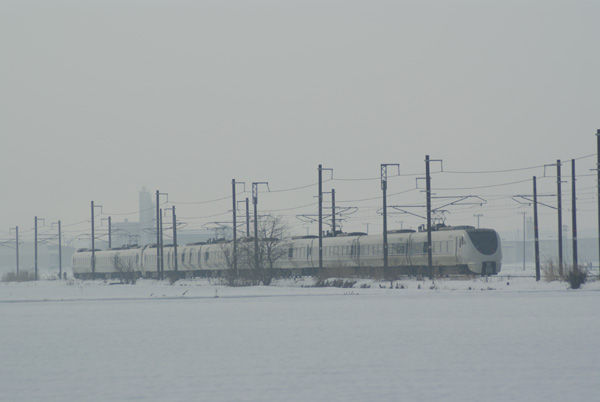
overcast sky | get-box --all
[1,0,599,244]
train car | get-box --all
[71,226,501,279]
[72,246,143,279]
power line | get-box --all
[337,188,418,203]
[434,178,532,191]
[443,153,596,174]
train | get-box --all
[72,225,502,279]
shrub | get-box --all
[1,271,35,282]
[314,279,356,288]
[542,259,561,281]
[566,267,587,289]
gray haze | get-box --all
[1,0,599,249]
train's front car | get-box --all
[460,228,502,275]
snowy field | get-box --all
[1,266,599,402]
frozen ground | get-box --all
[1,266,599,402]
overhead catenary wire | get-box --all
[442,153,596,174]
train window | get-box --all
[205,251,209,262]
[288,247,293,258]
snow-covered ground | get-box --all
[1,266,599,402]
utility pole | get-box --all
[381,163,400,270]
[245,198,250,237]
[58,220,62,280]
[90,201,102,278]
[156,190,160,279]
[231,179,244,276]
[160,209,164,278]
[317,165,332,270]
[474,213,483,228]
[571,159,578,270]
[596,129,600,278]
[171,206,178,272]
[15,226,19,276]
[331,188,336,236]
[425,155,433,279]
[533,177,540,281]
[232,178,237,275]
[34,216,38,280]
[155,190,168,279]
[108,216,112,249]
[252,182,269,270]
[556,160,563,276]
[91,201,95,277]
[318,164,323,270]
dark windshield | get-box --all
[466,229,498,255]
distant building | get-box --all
[111,219,140,247]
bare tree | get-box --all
[112,253,137,284]
[239,215,289,285]
[219,242,239,286]
[259,215,290,285]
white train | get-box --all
[72,226,501,279]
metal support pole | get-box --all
[232,179,237,274]
[245,198,250,237]
[108,216,112,249]
[533,177,540,281]
[58,220,62,279]
[331,188,336,237]
[34,216,38,280]
[382,169,388,270]
[160,209,164,278]
[597,129,600,278]
[318,164,323,270]
[572,159,578,270]
[557,160,563,276]
[253,188,259,270]
[250,182,268,271]
[15,226,19,276]
[172,206,178,272]
[91,202,95,277]
[425,155,433,278]
[156,190,160,279]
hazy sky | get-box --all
[1,0,599,244]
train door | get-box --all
[351,238,361,267]
[407,234,414,266]
[309,239,315,269]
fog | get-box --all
[1,0,599,249]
